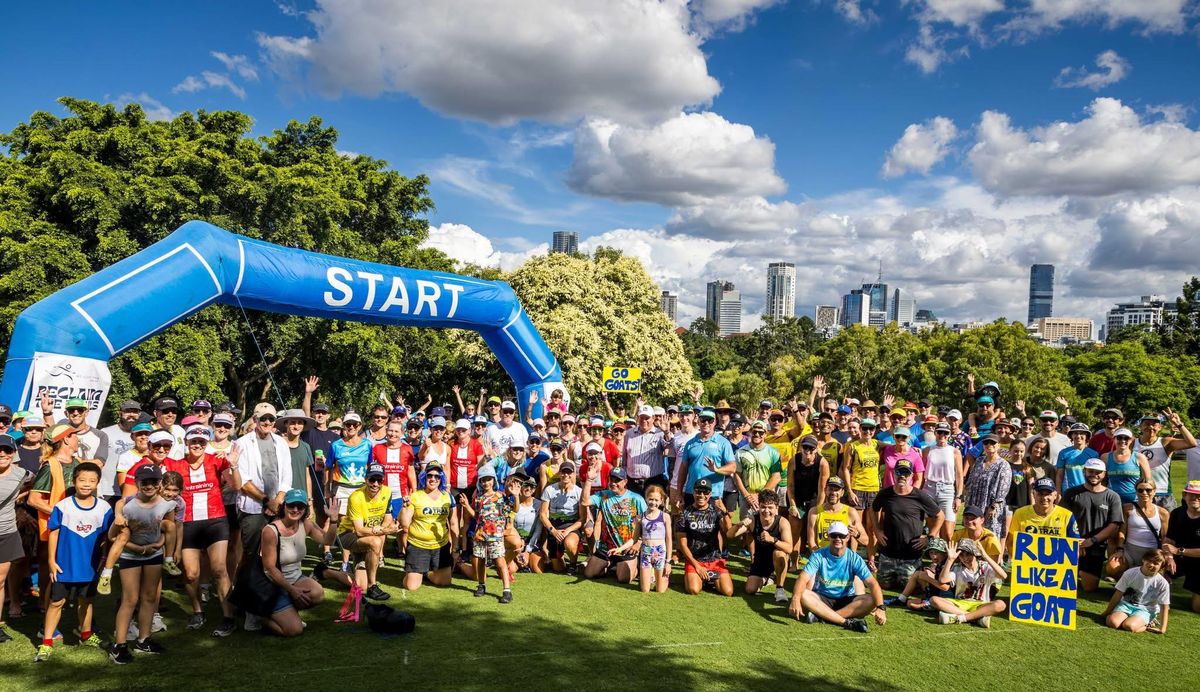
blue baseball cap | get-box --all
[837,404,853,414]
[284,488,308,505]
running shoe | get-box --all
[109,643,133,665]
[151,612,167,633]
[127,622,139,640]
[804,611,817,625]
[133,638,166,654]
[211,619,235,638]
[0,627,12,644]
[842,618,868,633]
[244,614,264,632]
[937,611,956,625]
[499,589,513,604]
[186,613,205,630]
[473,583,487,598]
[774,587,789,603]
[975,616,991,629]
[364,584,390,601]
[80,633,104,648]
[162,560,182,577]
[199,583,211,603]
[33,644,52,662]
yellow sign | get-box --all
[1008,531,1079,630]
[601,366,642,393]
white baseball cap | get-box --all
[827,521,850,537]
[455,418,470,430]
[148,430,174,447]
[343,411,362,424]
[638,405,654,418]
[946,409,962,420]
[500,400,517,411]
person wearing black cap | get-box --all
[338,462,399,601]
[149,397,186,460]
[581,467,645,583]
[788,435,829,545]
[0,434,30,643]
[539,460,583,574]
[676,478,733,596]
[1008,477,1080,559]
[300,375,339,470]
[872,459,943,588]
[951,506,1003,562]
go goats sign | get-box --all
[601,366,642,393]
[1008,531,1079,630]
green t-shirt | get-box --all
[736,445,782,493]
[288,441,314,492]
[32,459,80,494]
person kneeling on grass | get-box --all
[581,468,645,584]
[615,484,672,593]
[337,462,398,602]
[263,489,349,637]
[400,463,457,591]
[1103,548,1171,634]
[930,538,1007,627]
[36,462,113,662]
[884,537,953,611]
[677,478,734,597]
[459,466,515,604]
[729,488,792,603]
[788,520,885,633]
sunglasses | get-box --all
[213,422,232,429]
[982,440,998,446]
[344,421,361,427]
[151,443,173,450]
[828,533,848,540]
[366,477,384,484]
[861,426,876,431]
[694,490,711,496]
[259,416,276,423]
[373,415,388,420]
[1136,488,1155,494]
[935,430,949,435]
[0,418,9,425]
[1103,416,1121,421]
[425,473,442,480]
[66,408,86,414]
[285,502,307,510]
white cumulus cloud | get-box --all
[567,112,786,206]
[883,116,959,177]
[1054,49,1130,90]
[211,52,259,81]
[257,0,721,125]
[422,222,547,271]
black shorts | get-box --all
[543,520,577,559]
[1079,546,1106,576]
[183,517,230,550]
[749,550,777,579]
[405,543,452,574]
[0,531,24,563]
[50,580,97,602]
[452,485,477,504]
[117,554,164,569]
[1176,556,1200,594]
[819,594,857,611]
[338,530,370,553]
[593,547,636,566]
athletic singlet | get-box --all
[752,513,782,554]
[847,440,880,492]
[1125,505,1162,549]
[641,510,667,540]
[924,444,957,484]
[1106,451,1142,503]
[513,500,540,539]
[448,441,482,490]
[792,458,821,508]
[813,504,851,549]
[1134,436,1170,496]
[423,441,449,467]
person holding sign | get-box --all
[1102,548,1171,634]
[930,538,1008,628]
[788,520,886,633]
[1008,477,1080,559]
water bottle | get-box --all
[314,448,325,472]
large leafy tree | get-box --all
[0,98,451,414]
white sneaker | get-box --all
[151,612,167,633]
[244,613,263,632]
[127,621,140,639]
[774,587,788,603]
[937,611,955,625]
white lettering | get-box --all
[379,277,410,313]
[357,271,384,310]
[323,267,353,307]
[442,282,464,319]
[414,280,441,317]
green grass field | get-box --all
[4,466,1198,691]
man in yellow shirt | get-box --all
[401,462,457,591]
[1007,477,1080,557]
[337,463,398,601]
[951,505,1003,562]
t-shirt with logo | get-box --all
[339,486,392,535]
[588,489,646,553]
[331,437,372,487]
[373,444,415,498]
[1008,504,1079,554]
[1061,486,1124,540]
[541,483,582,523]
[46,496,114,582]
[166,454,232,522]
[680,505,723,562]
[1056,446,1100,491]
[1115,566,1171,616]
[483,422,528,455]
[407,490,455,550]
[951,561,1000,602]
[803,546,872,599]
[680,433,736,495]
[736,445,782,494]
[447,439,484,490]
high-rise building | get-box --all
[1035,317,1094,342]
[840,289,870,327]
[551,231,578,255]
[765,262,796,321]
[705,280,742,337]
[890,288,917,325]
[1105,295,1177,340]
[1028,264,1054,323]
[814,305,840,330]
[660,291,677,324]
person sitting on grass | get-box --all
[337,462,398,603]
[107,465,176,664]
[264,489,347,637]
[884,537,952,611]
[1164,480,1200,613]
[951,506,1003,563]
[400,463,457,591]
[930,538,1007,628]
[616,484,671,594]
[539,460,583,574]
[676,478,733,597]
[35,462,113,662]
[1103,548,1171,635]
[788,520,886,633]
[459,466,515,604]
[729,488,792,602]
[580,468,645,584]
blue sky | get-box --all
[3,1,1199,329]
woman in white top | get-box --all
[505,474,544,573]
[922,422,964,541]
[1118,480,1172,571]
[419,418,450,469]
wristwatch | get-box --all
[875,604,887,611]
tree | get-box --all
[731,316,821,377]
[679,318,740,380]
[1165,277,1200,360]
[704,367,768,414]
[0,98,448,414]
[1067,341,1200,424]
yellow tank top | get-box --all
[813,503,852,549]
[848,440,880,492]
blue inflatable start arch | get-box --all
[0,221,565,420]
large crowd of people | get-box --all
[1,373,1199,664]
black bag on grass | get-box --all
[364,602,416,635]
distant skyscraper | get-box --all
[660,291,677,324]
[840,289,870,327]
[1028,264,1054,323]
[551,231,578,255]
[705,280,742,336]
[890,288,916,325]
[765,262,796,321]
[815,305,840,330]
